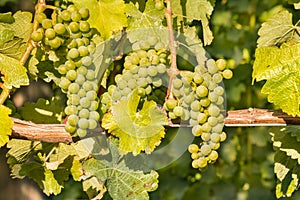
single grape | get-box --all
[82,56,92,66]
[208,150,218,161]
[35,12,47,24]
[69,22,79,33]
[86,90,97,100]
[197,113,207,124]
[208,105,220,117]
[172,78,183,89]
[75,74,86,85]
[207,59,218,74]
[220,132,227,142]
[216,59,227,71]
[57,64,67,75]
[77,128,87,137]
[89,100,99,111]
[191,100,201,111]
[68,114,79,126]
[42,19,52,29]
[173,106,184,117]
[59,77,71,90]
[79,108,90,118]
[45,28,56,40]
[188,144,199,154]
[54,23,66,35]
[196,85,208,98]
[89,111,100,121]
[79,21,90,33]
[165,99,177,110]
[69,94,80,105]
[82,82,94,92]
[68,82,80,94]
[64,105,78,115]
[79,7,90,19]
[31,30,43,42]
[80,97,90,108]
[78,46,89,57]
[222,69,233,79]
[60,10,71,21]
[68,48,79,60]
[71,11,81,22]
[66,69,77,81]
[88,119,98,129]
[65,123,76,134]
[77,66,87,75]
[210,133,221,143]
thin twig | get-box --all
[165,0,179,100]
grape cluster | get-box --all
[164,58,232,170]
[100,37,169,114]
[31,5,99,137]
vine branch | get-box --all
[165,0,179,100]
[10,108,300,144]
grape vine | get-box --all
[0,0,300,199]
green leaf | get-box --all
[18,97,63,124]
[270,127,300,198]
[0,28,14,45]
[102,90,168,155]
[82,177,107,199]
[172,0,214,45]
[73,0,127,39]
[71,158,82,181]
[83,157,159,200]
[0,38,26,60]
[47,143,77,170]
[126,1,165,29]
[252,44,300,116]
[0,12,14,23]
[0,105,13,147]
[257,9,299,47]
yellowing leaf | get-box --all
[102,90,168,155]
[0,105,13,147]
[257,9,299,47]
[0,53,29,89]
[253,44,300,116]
[73,0,127,39]
[83,157,159,200]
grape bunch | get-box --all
[31,5,99,137]
[99,37,169,114]
[164,58,233,170]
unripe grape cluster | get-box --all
[100,37,169,114]
[31,5,99,137]
[164,58,232,170]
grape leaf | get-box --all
[257,9,299,47]
[270,127,300,198]
[72,0,127,39]
[0,53,29,89]
[102,90,168,155]
[0,12,14,23]
[83,157,159,200]
[18,97,63,124]
[71,158,82,181]
[172,0,214,45]
[82,177,107,200]
[0,28,14,45]
[47,143,77,170]
[252,44,300,116]
[0,38,26,60]
[0,105,13,147]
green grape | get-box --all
[208,105,220,117]
[64,105,78,115]
[220,132,227,142]
[197,157,208,169]
[190,110,200,120]
[67,39,77,49]
[31,30,43,42]
[66,69,77,81]
[79,7,90,19]
[208,150,218,161]
[197,113,207,124]
[201,132,210,141]
[191,100,201,111]
[42,19,52,29]
[214,86,224,96]
[216,96,224,105]
[183,94,194,104]
[138,68,148,78]
[173,106,184,117]
[212,73,223,83]
[152,77,162,87]
[196,85,208,98]
[80,97,91,108]
[168,111,177,119]
[82,56,92,66]
[208,92,218,102]
[57,64,67,75]
[149,54,160,65]
[79,21,90,33]
[89,111,100,121]
[172,78,183,89]
[201,122,211,132]
[77,128,87,137]
[78,89,86,98]
[71,11,81,22]
[208,116,218,126]
[75,74,86,85]
[60,10,71,21]
[193,73,204,84]
[35,12,47,24]
[140,41,150,50]
[86,70,95,80]
[200,144,212,156]
[127,79,137,89]
[165,99,177,110]
[210,133,221,143]
[68,48,79,60]
[54,23,66,35]
[49,37,62,49]
[200,98,210,107]
[69,94,80,105]
[59,77,71,90]
[222,69,233,79]
[86,90,97,100]
[89,100,99,111]
[65,123,76,134]
[79,108,90,118]
[45,28,56,39]
[207,59,218,74]
[188,144,199,154]
[78,46,89,57]
[212,123,224,133]
[69,22,79,33]
[191,152,199,160]
[78,118,89,130]
[88,119,98,129]
[192,159,199,169]
[157,63,166,74]
[68,82,80,94]
[216,59,226,71]
[68,114,79,126]
[82,82,93,91]
[77,66,87,75]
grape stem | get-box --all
[165,0,178,101]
